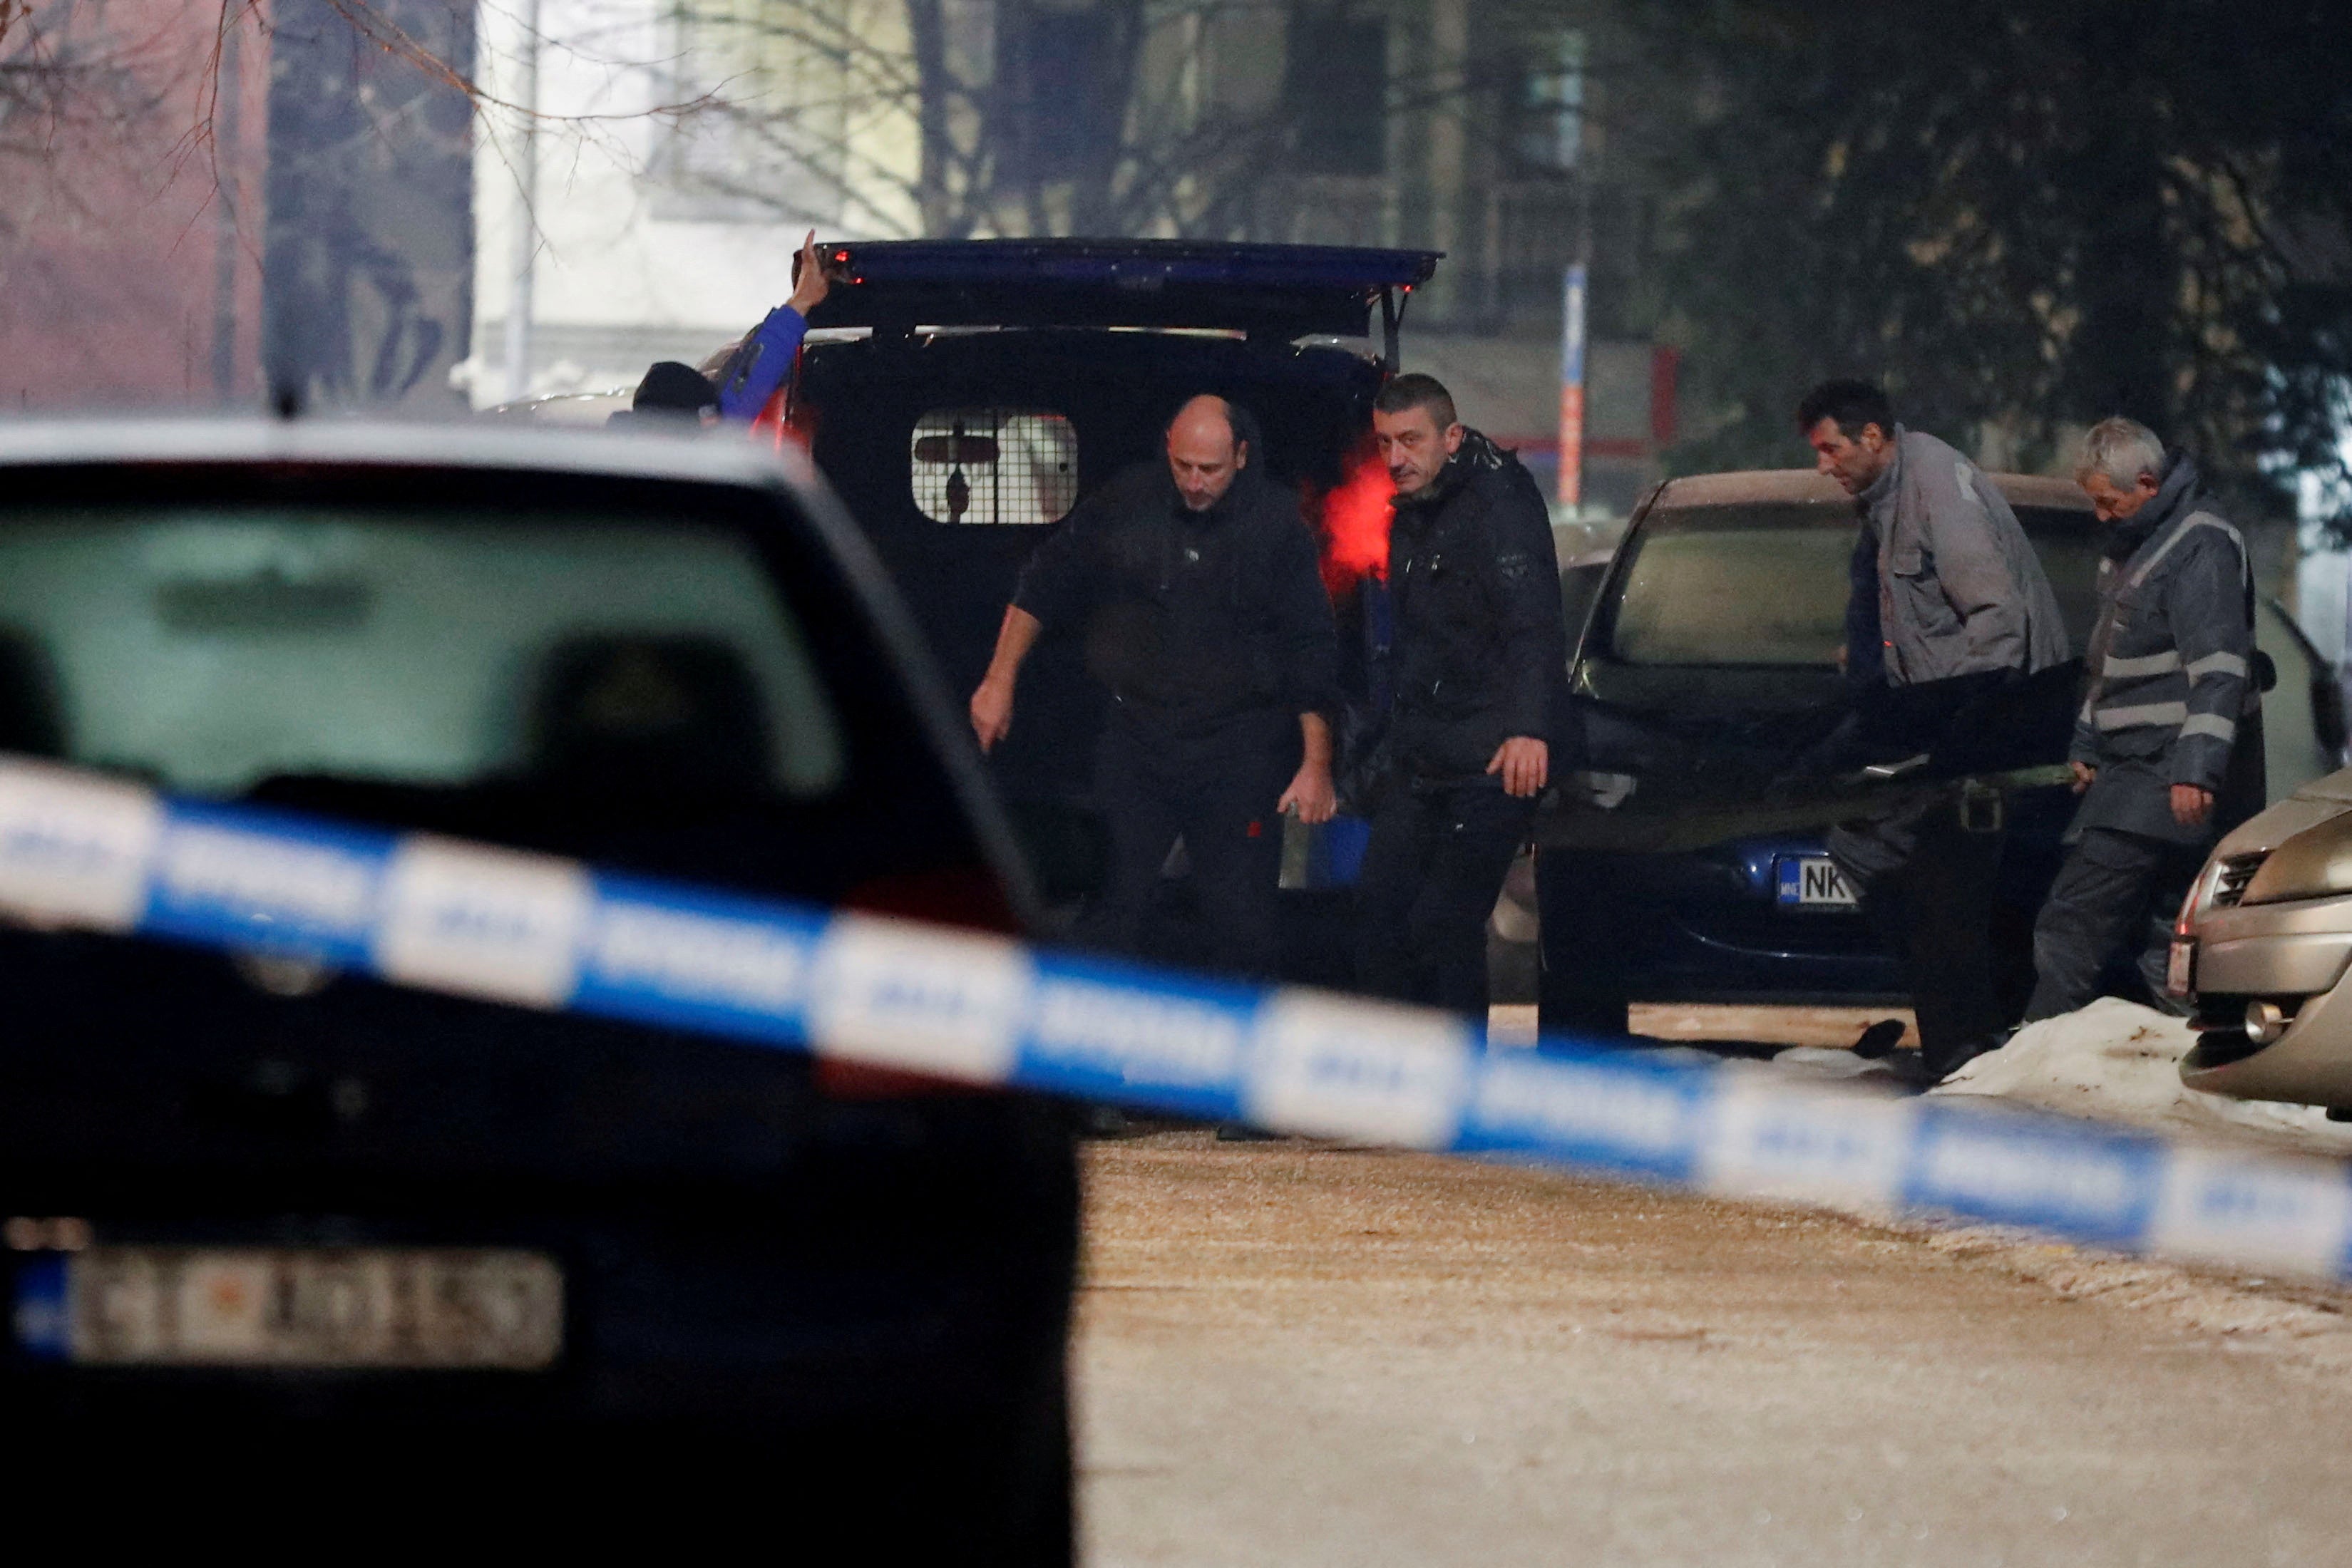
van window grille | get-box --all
[910,408,1078,526]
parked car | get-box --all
[1536,468,2346,1037]
[2176,765,2352,1115]
[0,417,1078,1546]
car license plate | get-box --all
[1775,855,1857,909]
[14,1247,563,1370]
[2167,939,2194,998]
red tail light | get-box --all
[841,865,1022,935]
[813,1058,974,1101]
[815,865,1022,1100]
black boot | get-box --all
[1852,1018,1907,1059]
[1891,1031,2010,1088]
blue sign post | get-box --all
[1558,263,1587,512]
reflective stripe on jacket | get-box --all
[2072,456,2256,842]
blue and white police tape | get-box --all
[0,756,2344,1282]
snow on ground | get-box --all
[1493,997,2352,1159]
[1935,996,2352,1157]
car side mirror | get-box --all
[1002,801,1111,903]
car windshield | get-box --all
[0,507,844,799]
[1603,501,2098,668]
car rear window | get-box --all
[910,408,1079,525]
[1603,501,2097,668]
[0,507,846,798]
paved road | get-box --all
[1076,1131,2352,1567]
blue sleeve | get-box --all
[714,304,809,421]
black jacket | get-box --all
[1383,430,1567,779]
[1013,458,1340,742]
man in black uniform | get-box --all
[2024,417,2263,1021]
[1354,373,1566,1023]
[970,395,1340,978]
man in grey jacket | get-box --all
[1799,380,2072,1084]
[2024,418,2262,1021]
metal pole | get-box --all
[1557,57,1594,515]
[1557,263,1586,513]
[503,0,543,403]
[209,17,245,402]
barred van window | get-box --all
[910,409,1078,526]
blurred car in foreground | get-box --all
[0,418,1078,1544]
[1537,469,2345,1038]
[2177,765,2352,1115]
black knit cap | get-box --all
[633,361,719,414]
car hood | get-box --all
[2214,765,2352,860]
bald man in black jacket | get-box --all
[971,395,1340,979]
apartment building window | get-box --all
[658,0,848,222]
[1514,28,1586,175]
[1022,9,1116,180]
[1285,6,1387,177]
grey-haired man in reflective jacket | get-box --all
[2024,417,2264,1021]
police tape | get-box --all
[0,756,2344,1283]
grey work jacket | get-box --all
[1857,428,2070,686]
[2071,460,2257,845]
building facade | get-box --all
[469,0,1671,510]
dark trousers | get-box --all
[1355,780,1536,1020]
[1077,712,1293,980]
[1828,796,2008,1071]
[2024,827,2204,1022]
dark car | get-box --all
[1535,469,2098,1033]
[0,418,1078,1544]
[1536,468,2346,1038]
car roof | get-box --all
[1650,468,2090,512]
[810,238,1443,341]
[0,414,812,492]
[0,412,1041,907]
[480,389,635,426]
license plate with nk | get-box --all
[1776,856,1857,909]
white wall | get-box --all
[463,0,918,404]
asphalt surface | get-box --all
[1075,1123,2352,1566]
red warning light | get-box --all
[1314,440,1394,597]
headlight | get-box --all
[2241,813,2352,906]
[2179,857,2231,934]
[2179,849,2271,932]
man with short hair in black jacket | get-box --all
[970,395,1340,979]
[1355,373,1567,1023]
